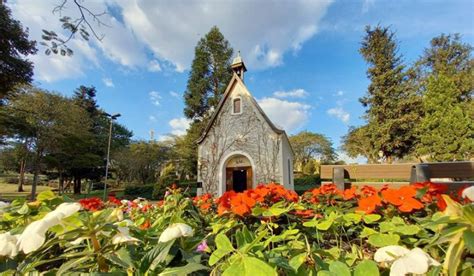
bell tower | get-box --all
[231,51,247,82]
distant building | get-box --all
[197,54,294,196]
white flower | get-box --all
[374,246,440,276]
[108,208,124,222]
[17,203,81,254]
[0,232,20,257]
[462,186,474,201]
[112,227,140,244]
[159,223,194,243]
[374,245,410,262]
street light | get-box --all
[103,112,121,200]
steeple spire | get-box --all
[231,51,247,81]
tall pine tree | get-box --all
[359,25,420,163]
[180,26,233,177]
[184,26,233,121]
[416,74,473,161]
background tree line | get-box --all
[342,26,473,163]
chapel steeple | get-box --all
[231,51,247,81]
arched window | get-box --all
[233,97,242,114]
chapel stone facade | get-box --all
[196,54,294,196]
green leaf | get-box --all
[17,203,29,215]
[140,240,174,272]
[223,256,277,276]
[396,225,420,236]
[289,253,307,272]
[360,227,378,238]
[354,260,379,276]
[316,219,334,231]
[57,256,91,275]
[368,233,400,247]
[216,232,234,251]
[343,213,362,224]
[463,229,474,253]
[444,233,464,276]
[363,214,381,224]
[159,263,208,275]
[37,190,56,201]
[317,271,334,276]
[209,233,234,266]
[329,261,350,276]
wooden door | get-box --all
[225,168,233,192]
[246,167,253,190]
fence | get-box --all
[320,161,474,190]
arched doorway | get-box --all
[224,154,253,192]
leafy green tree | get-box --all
[184,26,233,121]
[359,25,420,162]
[415,74,473,161]
[113,141,171,185]
[2,87,91,199]
[289,131,337,171]
[0,3,37,100]
[341,126,379,164]
[416,34,473,101]
[180,26,233,177]
[64,85,132,194]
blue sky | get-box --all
[9,0,474,162]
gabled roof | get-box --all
[196,73,286,144]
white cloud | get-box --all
[336,90,344,96]
[327,107,350,123]
[9,0,333,81]
[169,117,191,136]
[273,89,309,99]
[148,60,162,72]
[257,97,311,133]
[169,91,180,98]
[102,77,114,87]
[149,91,162,106]
[337,151,367,164]
[149,115,157,122]
[118,0,333,70]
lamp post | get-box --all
[103,112,121,200]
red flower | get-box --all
[342,186,357,200]
[381,186,424,213]
[357,194,382,214]
[229,192,256,216]
[140,219,151,230]
[294,209,315,218]
[320,184,340,195]
[108,196,121,206]
[79,197,104,211]
[361,186,378,197]
[217,191,236,215]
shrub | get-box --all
[124,184,155,199]
[294,175,321,194]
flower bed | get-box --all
[0,183,473,275]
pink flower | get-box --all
[196,240,209,253]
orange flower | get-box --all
[217,191,236,215]
[294,209,314,218]
[320,184,339,195]
[343,186,357,200]
[230,192,256,216]
[357,194,382,214]
[361,186,378,197]
[140,220,151,230]
[382,186,424,212]
[412,182,448,203]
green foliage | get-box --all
[358,25,421,162]
[341,126,379,163]
[124,184,155,199]
[294,175,321,195]
[415,74,473,161]
[184,26,234,121]
[0,4,37,100]
[290,131,337,172]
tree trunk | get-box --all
[30,149,41,201]
[18,158,26,192]
[59,171,64,195]
[73,176,81,194]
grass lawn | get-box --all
[0,182,52,193]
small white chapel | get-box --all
[197,54,294,196]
